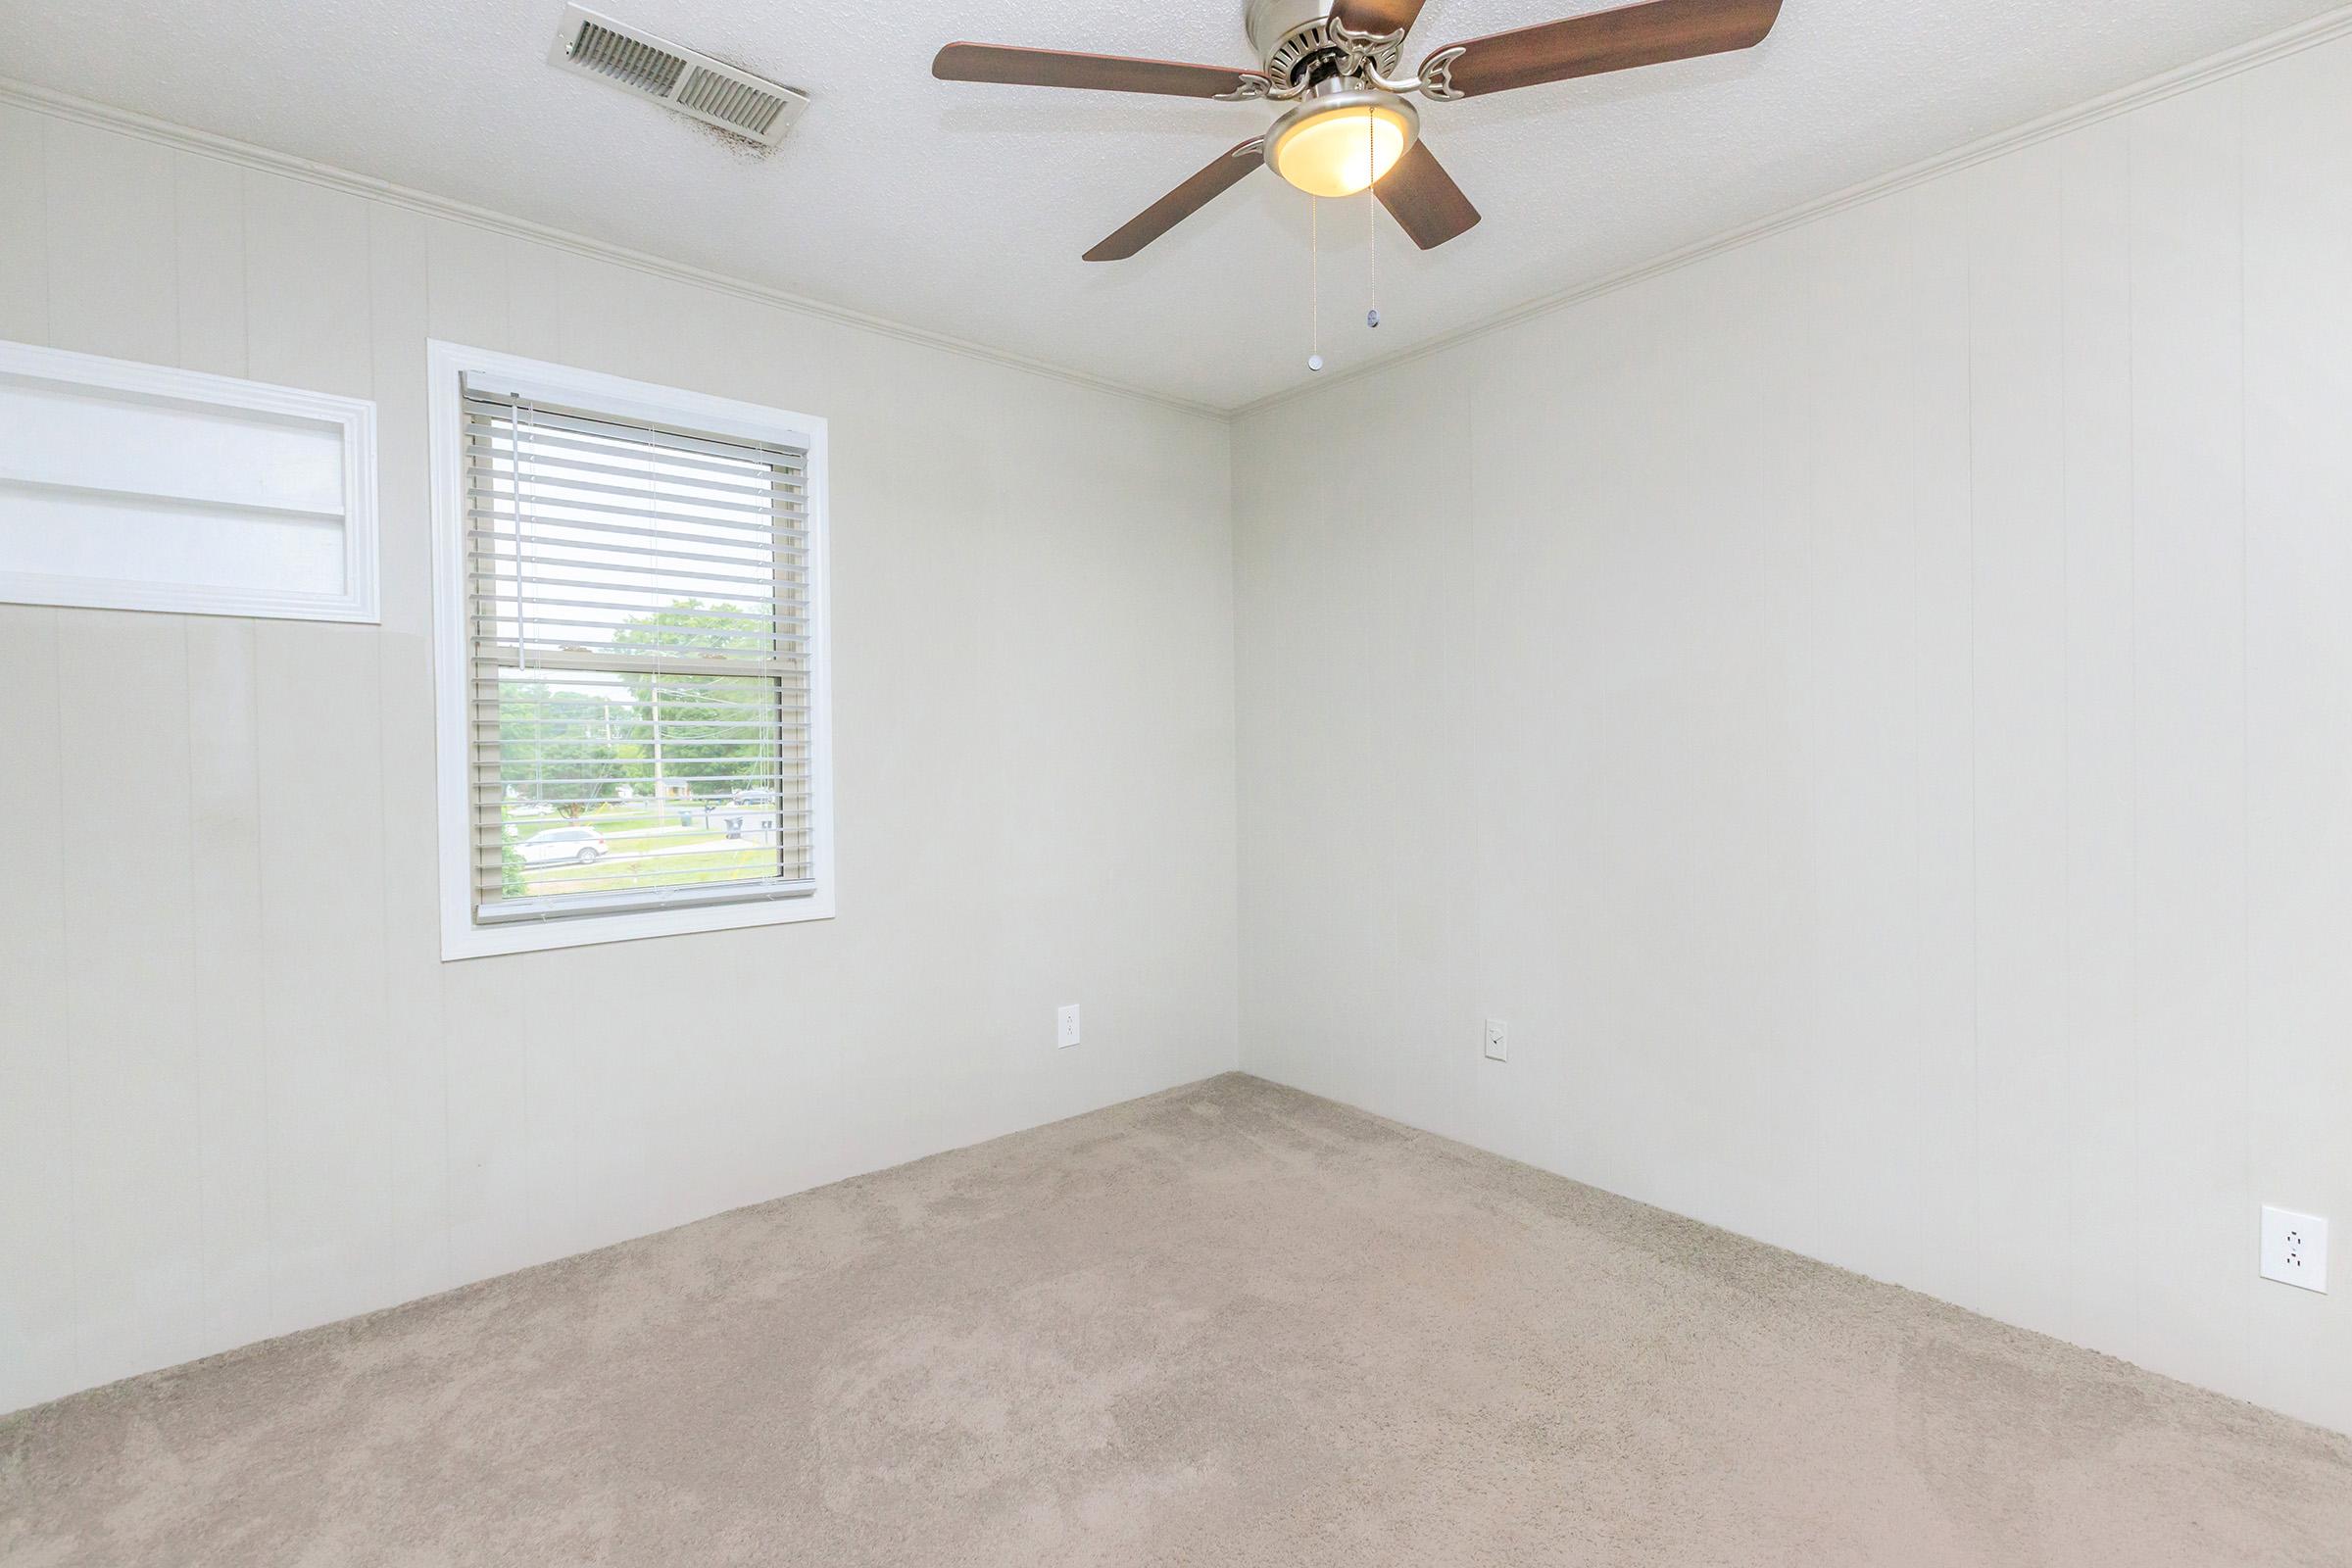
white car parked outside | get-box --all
[518,826,609,866]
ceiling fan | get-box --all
[935,0,1785,262]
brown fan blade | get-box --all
[1087,140,1267,262]
[1335,0,1432,37]
[1423,0,1783,99]
[934,42,1266,100]
[1376,142,1482,250]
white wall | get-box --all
[1233,35,2352,1434]
[0,100,1240,1415]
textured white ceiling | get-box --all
[0,0,2336,409]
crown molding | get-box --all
[1231,3,2352,420]
[0,76,1228,424]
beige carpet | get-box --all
[3,1074,2346,1566]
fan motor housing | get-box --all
[1245,0,1407,88]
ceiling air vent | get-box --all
[550,6,808,148]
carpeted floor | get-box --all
[3,1073,2347,1566]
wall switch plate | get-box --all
[1056,1004,1082,1050]
[2261,1207,2328,1293]
[1484,1018,1508,1062]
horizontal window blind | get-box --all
[461,380,813,926]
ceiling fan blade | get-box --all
[1376,142,1481,250]
[1422,0,1783,99]
[934,42,1265,99]
[1087,140,1267,262]
[1335,0,1432,38]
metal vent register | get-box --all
[550,6,808,147]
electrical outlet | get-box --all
[2261,1207,2328,1294]
[1056,1004,1082,1050]
[1484,1018,1508,1062]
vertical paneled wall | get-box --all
[1233,37,2352,1433]
[0,102,1241,1414]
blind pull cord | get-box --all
[513,398,529,674]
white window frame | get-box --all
[427,340,834,959]
[0,338,377,622]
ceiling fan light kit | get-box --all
[933,0,1784,260]
[1265,84,1419,198]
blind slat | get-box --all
[467,554,790,597]
[476,649,809,680]
[462,486,799,534]
[466,590,805,626]
[486,644,808,672]
[479,819,815,846]
[475,776,809,793]
[464,465,803,516]
[468,514,808,564]
[467,684,807,709]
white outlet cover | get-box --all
[2261,1206,2328,1294]
[1056,1004,1081,1050]
[1484,1018,1508,1062]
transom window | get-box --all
[430,345,831,957]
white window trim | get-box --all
[0,338,378,623]
[427,340,835,959]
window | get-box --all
[429,343,831,957]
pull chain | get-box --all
[1307,196,1323,373]
[1366,108,1381,330]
